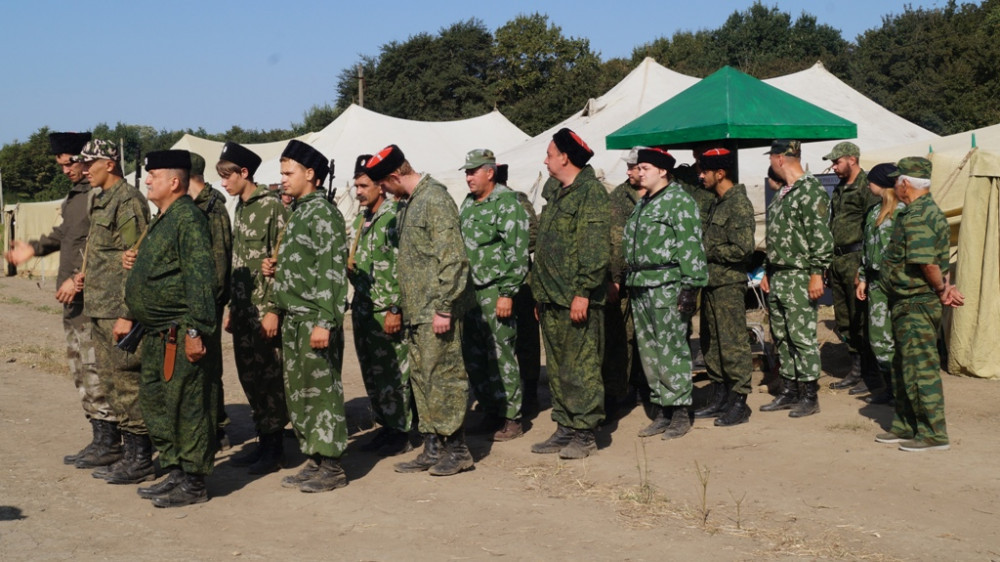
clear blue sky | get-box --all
[0,0,952,147]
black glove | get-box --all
[677,288,698,316]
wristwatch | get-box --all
[186,328,201,339]
[388,305,401,315]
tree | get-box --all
[0,128,63,203]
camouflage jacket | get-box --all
[230,184,287,319]
[531,166,610,307]
[124,195,216,335]
[878,193,950,300]
[680,180,716,232]
[273,191,348,330]
[765,173,833,275]
[624,181,708,290]
[348,199,401,311]
[703,183,755,287]
[84,178,149,319]
[396,175,472,324]
[830,169,878,249]
[29,179,94,290]
[608,180,641,285]
[459,184,530,297]
[511,188,538,253]
[859,201,905,282]
[192,184,232,309]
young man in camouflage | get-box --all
[759,140,834,418]
[823,142,881,396]
[218,141,289,474]
[530,128,610,459]
[271,140,350,492]
[458,148,531,442]
[347,154,413,457]
[876,157,963,452]
[692,148,755,427]
[75,140,153,484]
[124,150,218,507]
[4,132,118,468]
[624,148,708,440]
[365,144,475,477]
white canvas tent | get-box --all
[2,199,64,278]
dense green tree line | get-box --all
[3,1,997,203]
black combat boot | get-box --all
[714,393,751,427]
[760,378,800,412]
[661,406,692,440]
[299,456,348,492]
[230,434,265,467]
[281,456,321,488]
[377,429,414,457]
[558,429,597,459]
[394,434,442,473]
[137,468,184,499]
[247,431,284,475]
[789,381,820,418]
[830,353,862,389]
[65,419,99,465]
[75,419,123,468]
[429,430,475,476]
[104,432,156,485]
[530,424,575,454]
[694,382,728,418]
[151,472,208,508]
[637,406,671,437]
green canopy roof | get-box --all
[605,66,857,150]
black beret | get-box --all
[495,164,509,185]
[145,150,192,171]
[637,148,675,171]
[867,163,898,189]
[354,154,373,179]
[281,140,330,184]
[220,141,262,176]
[364,144,405,182]
[699,147,734,172]
[552,128,594,168]
[48,132,92,156]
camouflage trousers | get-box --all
[889,297,948,444]
[514,284,541,393]
[207,308,228,430]
[231,309,288,435]
[92,317,145,434]
[281,315,347,458]
[700,283,753,395]
[405,320,469,436]
[139,331,218,475]
[829,252,866,354]
[462,287,522,420]
[767,270,821,382]
[64,300,114,421]
[602,291,643,400]
[631,283,693,407]
[351,299,413,433]
[865,275,894,387]
[538,304,605,429]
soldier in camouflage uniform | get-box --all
[5,132,119,468]
[271,140,350,492]
[347,154,413,457]
[458,149,531,442]
[74,140,153,484]
[692,148,755,427]
[823,142,881,395]
[876,157,963,452]
[124,150,218,507]
[624,148,708,440]
[364,145,474,477]
[218,141,289,474]
[759,140,834,418]
[530,129,609,460]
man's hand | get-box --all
[759,274,770,294]
[55,278,78,304]
[607,282,621,304]
[432,312,452,335]
[4,240,35,266]
[122,248,137,270]
[496,296,513,319]
[383,311,402,335]
[807,274,825,301]
[310,326,330,349]
[261,257,276,278]
[223,313,232,334]
[570,296,589,323]
[677,288,698,316]
[73,272,85,292]
[185,334,206,363]
[260,312,280,339]
[855,280,867,301]
[113,318,133,341]
[940,285,965,308]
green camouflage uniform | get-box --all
[84,178,150,434]
[125,195,218,475]
[531,167,609,429]
[829,170,878,355]
[28,179,111,422]
[512,190,541,399]
[878,193,949,445]
[765,174,834,382]
[273,191,349,458]
[229,185,288,435]
[700,184,755,395]
[680,180,716,231]
[396,175,473,436]
[459,184,530,420]
[624,181,708,407]
[859,202,905,386]
[348,201,412,433]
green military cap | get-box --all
[459,148,496,170]
[78,139,120,163]
[822,141,860,161]
[190,152,206,176]
[887,156,932,180]
[764,139,801,157]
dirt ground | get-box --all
[1,275,998,561]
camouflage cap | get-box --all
[624,146,648,165]
[78,139,120,163]
[764,139,801,157]
[190,152,206,176]
[887,156,932,181]
[459,148,496,170]
[822,141,860,161]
